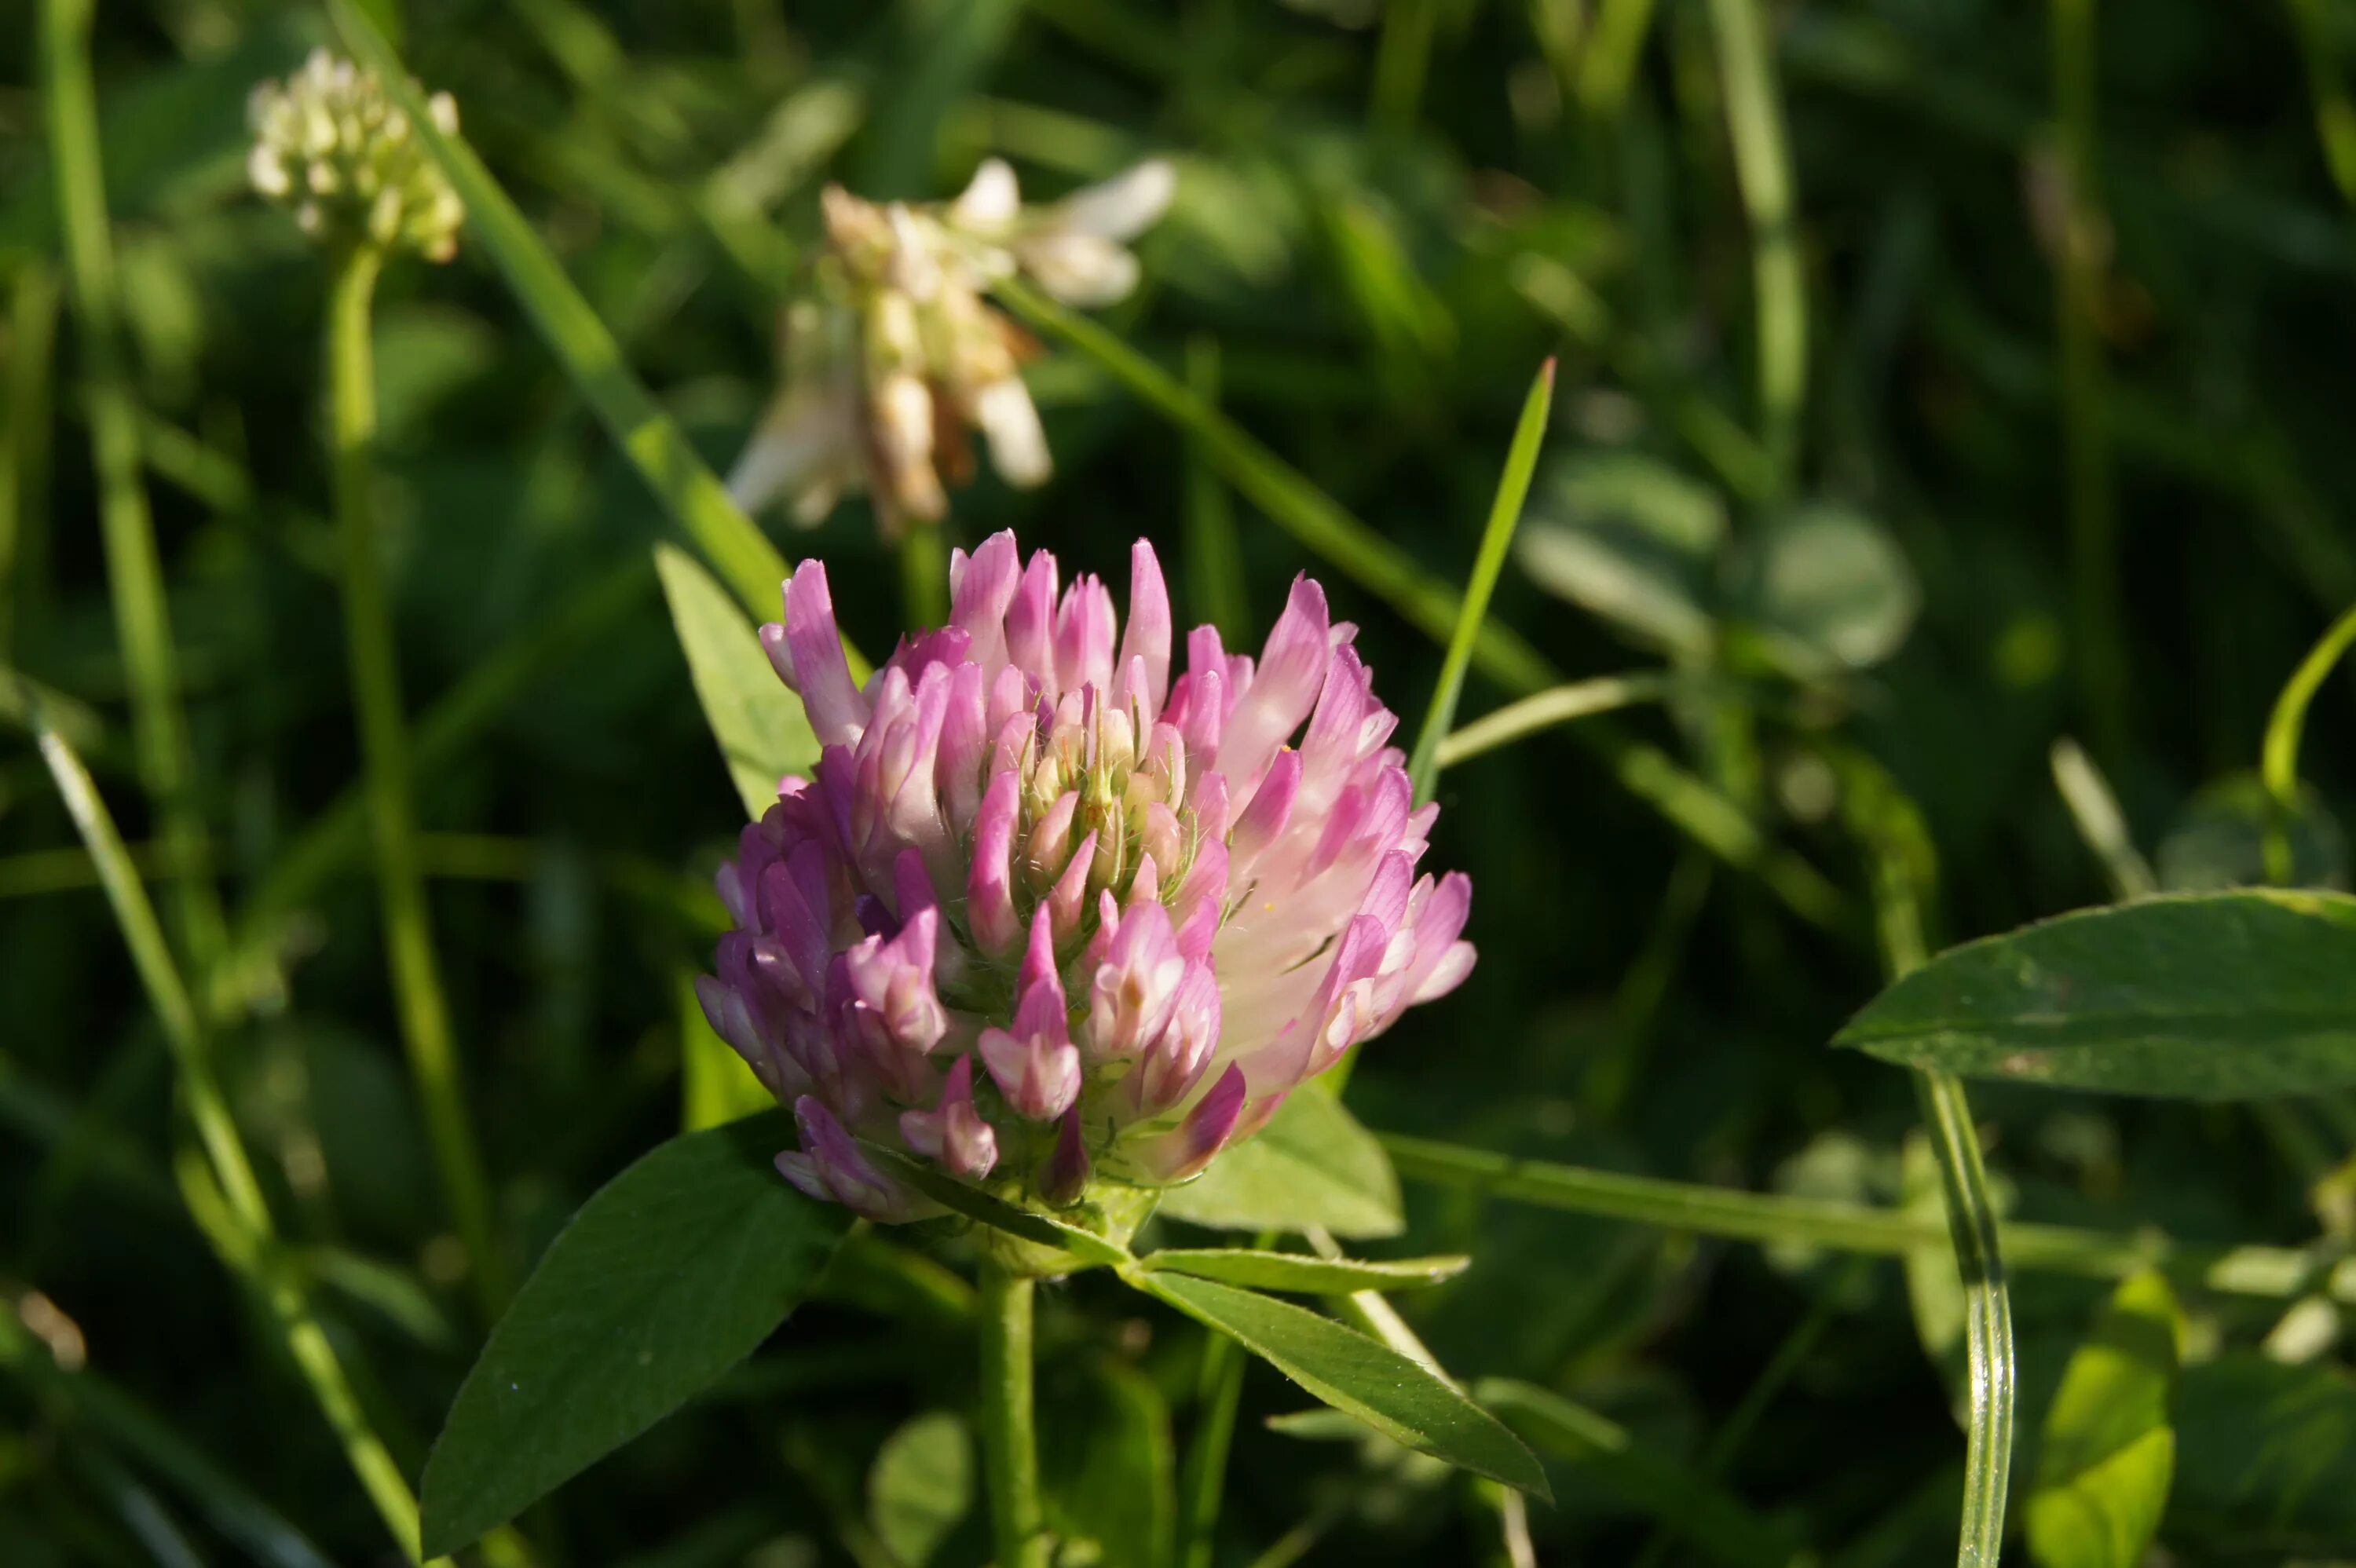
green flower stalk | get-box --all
[251,52,504,1317]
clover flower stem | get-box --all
[976,1263,1048,1568]
[327,243,509,1323]
[898,524,950,629]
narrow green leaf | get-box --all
[654,543,818,821]
[419,1113,851,1556]
[324,0,792,622]
[2025,1272,2182,1568]
[1406,359,1555,802]
[1158,1087,1403,1239]
[1130,1273,1549,1499]
[1834,890,2356,1098]
[867,1412,974,1568]
[2169,1353,2356,1554]
[1476,1379,1805,1568]
[1140,1248,1468,1293]
[860,1145,1132,1268]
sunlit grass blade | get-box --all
[324,0,789,621]
[1378,1129,2356,1305]
[1704,0,1805,497]
[1436,673,1688,769]
[41,0,225,969]
[2049,736,2157,898]
[26,705,444,1566]
[2259,598,2356,883]
[1842,765,2014,1568]
[1406,359,1554,804]
[993,275,1848,932]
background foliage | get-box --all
[6,0,2356,1563]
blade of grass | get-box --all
[2048,736,2157,898]
[1704,0,1805,495]
[1839,760,2014,1568]
[41,0,226,969]
[993,276,1848,934]
[1378,1131,2356,1303]
[2285,0,2356,217]
[2259,598,2356,883]
[325,243,505,1320]
[2,262,61,656]
[27,707,442,1566]
[2051,0,2127,762]
[1406,359,1555,805]
[0,1309,338,1568]
[1436,674,1688,769]
[1183,336,1250,645]
[324,0,789,623]
[1577,0,1663,120]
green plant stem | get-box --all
[327,244,507,1322]
[2260,598,2356,882]
[1705,0,1805,496]
[2052,0,2127,762]
[993,276,1849,935]
[977,1265,1048,1568]
[41,0,225,970]
[1405,360,1555,804]
[3,264,62,656]
[31,718,441,1566]
[898,525,950,629]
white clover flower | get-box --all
[727,159,1176,536]
[247,48,464,263]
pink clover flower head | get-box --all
[698,531,1474,1222]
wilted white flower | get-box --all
[247,48,464,263]
[728,159,1176,538]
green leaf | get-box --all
[1157,1086,1403,1238]
[1140,1248,1469,1293]
[1513,451,1726,656]
[1833,890,2356,1098]
[867,1412,973,1568]
[419,1113,851,1556]
[2169,1352,2356,1555]
[1475,1379,1802,1568]
[1405,358,1554,806]
[654,543,818,822]
[1128,1272,1548,1498]
[1727,503,1919,675]
[2025,1272,2182,1568]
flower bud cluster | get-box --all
[248,49,465,263]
